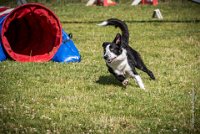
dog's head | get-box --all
[102,33,122,63]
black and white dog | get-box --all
[98,18,155,90]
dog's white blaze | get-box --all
[97,21,108,26]
[104,44,117,62]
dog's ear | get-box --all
[102,42,108,48]
[113,33,121,45]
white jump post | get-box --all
[152,9,163,19]
[131,0,141,5]
[86,0,96,6]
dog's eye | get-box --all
[110,48,114,51]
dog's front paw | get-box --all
[122,79,129,86]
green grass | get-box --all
[0,1,200,133]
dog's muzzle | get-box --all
[104,55,116,63]
[103,55,108,60]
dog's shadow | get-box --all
[96,75,124,87]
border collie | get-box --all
[98,18,155,90]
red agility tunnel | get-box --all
[1,3,62,62]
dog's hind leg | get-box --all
[129,49,155,80]
[138,65,155,80]
[142,67,155,80]
[135,61,155,80]
[129,69,145,90]
[134,75,145,90]
[145,69,155,80]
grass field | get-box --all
[0,1,200,133]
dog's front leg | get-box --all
[115,74,129,86]
[108,67,128,86]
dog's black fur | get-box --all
[99,18,155,89]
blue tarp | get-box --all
[52,30,81,63]
[0,15,7,61]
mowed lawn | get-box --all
[0,1,200,133]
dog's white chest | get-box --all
[108,55,132,76]
[106,49,132,76]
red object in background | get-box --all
[1,3,62,62]
[0,7,8,12]
[97,0,117,7]
[0,7,12,17]
[142,0,158,6]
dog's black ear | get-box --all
[102,42,108,48]
[113,33,121,45]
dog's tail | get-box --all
[98,18,129,44]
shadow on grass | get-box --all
[96,75,123,87]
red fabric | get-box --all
[97,0,117,6]
[142,0,158,6]
[1,3,62,62]
[0,7,9,17]
[0,7,8,12]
